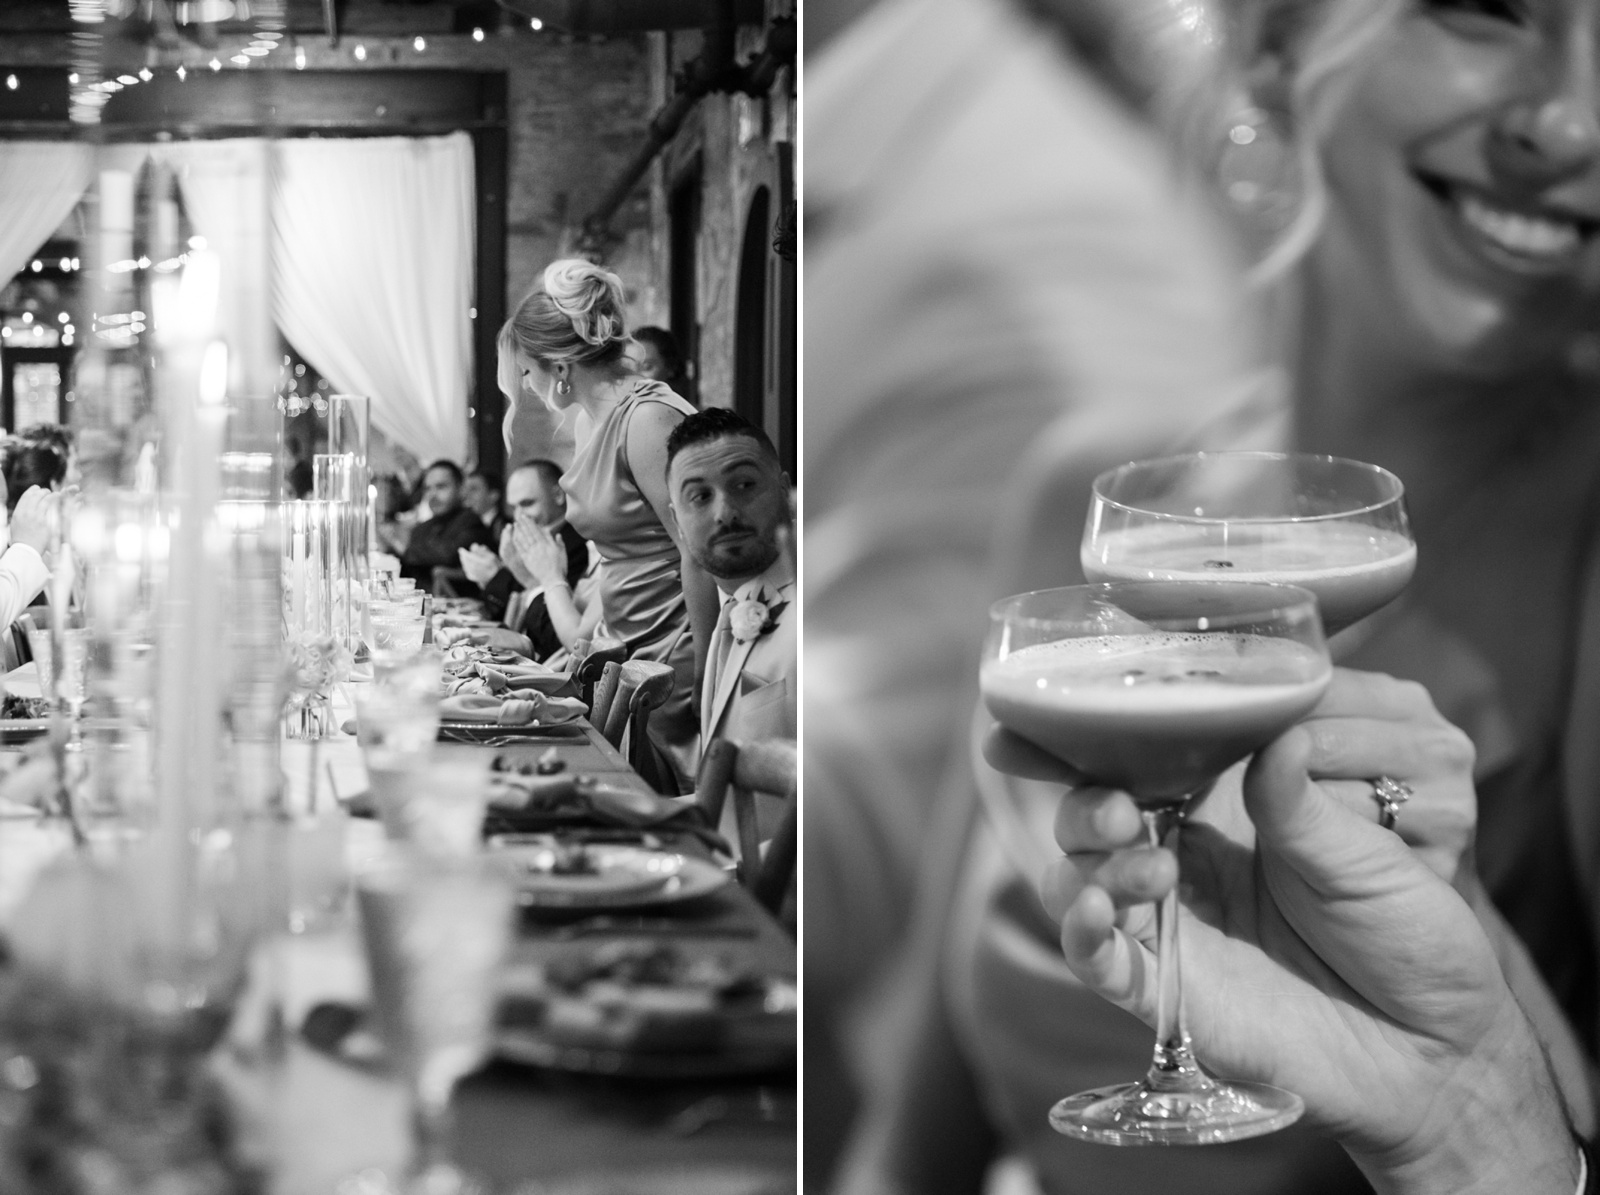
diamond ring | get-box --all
[1372,776,1414,830]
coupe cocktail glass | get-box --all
[1083,452,1415,635]
[981,581,1331,1144]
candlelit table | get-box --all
[0,666,797,1195]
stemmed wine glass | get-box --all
[1083,452,1415,635]
[981,581,1332,1144]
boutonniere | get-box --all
[730,596,789,644]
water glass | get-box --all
[370,614,425,658]
[286,811,352,934]
[24,626,54,702]
[353,845,515,1194]
[364,755,489,853]
[355,651,442,770]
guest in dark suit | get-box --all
[462,468,507,543]
[399,460,494,592]
[459,459,591,661]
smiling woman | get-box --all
[1210,0,1600,1078]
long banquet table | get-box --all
[0,664,797,1195]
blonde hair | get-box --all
[500,258,631,371]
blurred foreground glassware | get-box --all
[356,651,443,771]
[352,846,515,1195]
[0,824,280,1193]
[363,752,489,854]
[283,501,349,740]
[286,809,352,934]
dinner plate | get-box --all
[496,977,797,1078]
[489,844,728,909]
[437,719,588,742]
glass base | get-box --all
[1049,1077,1303,1146]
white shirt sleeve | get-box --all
[0,543,49,630]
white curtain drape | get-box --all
[272,133,475,464]
[0,142,94,287]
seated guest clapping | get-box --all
[458,459,592,661]
[0,483,57,631]
[665,408,795,748]
[399,459,494,592]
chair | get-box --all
[571,636,627,710]
[694,737,798,918]
[588,659,678,792]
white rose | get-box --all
[729,599,769,643]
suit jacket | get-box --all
[701,565,795,846]
[701,566,796,747]
[400,507,493,591]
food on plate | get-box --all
[1,693,49,720]
[498,942,770,1052]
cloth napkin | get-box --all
[476,662,576,698]
[438,690,588,726]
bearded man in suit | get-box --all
[665,409,795,760]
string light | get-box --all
[117,74,137,85]
[4,75,16,91]
[176,65,186,79]
[138,67,152,81]
[353,44,367,61]
[413,36,426,52]
[29,261,40,273]
[67,72,78,84]
[294,45,306,69]
[530,17,543,30]
[209,58,221,71]
[472,27,484,41]
[57,312,68,323]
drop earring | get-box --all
[1216,105,1302,247]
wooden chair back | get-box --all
[693,737,798,917]
[588,660,623,736]
[572,636,627,709]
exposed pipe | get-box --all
[577,10,795,253]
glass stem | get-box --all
[1142,803,1208,1094]
[409,1073,458,1183]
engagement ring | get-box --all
[1372,776,1413,830]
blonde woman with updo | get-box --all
[499,259,716,790]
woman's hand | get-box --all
[512,518,569,590]
[986,669,1573,1194]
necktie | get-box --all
[706,596,736,726]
